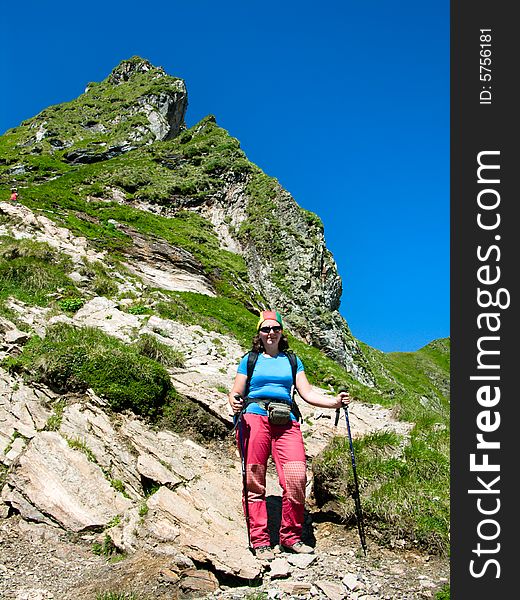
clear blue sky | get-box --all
[1,0,449,353]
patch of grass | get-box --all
[0,464,7,488]
[3,322,173,418]
[126,305,151,315]
[155,291,257,347]
[66,437,97,462]
[106,515,121,528]
[95,593,143,600]
[3,431,26,455]
[158,388,229,441]
[0,237,79,306]
[45,399,66,431]
[134,333,185,368]
[309,337,450,556]
[110,479,130,498]
[313,426,450,555]
[58,297,85,312]
[359,339,450,424]
[92,534,119,558]
[81,260,119,297]
[435,584,450,599]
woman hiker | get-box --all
[228,310,351,560]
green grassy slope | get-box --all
[313,339,450,555]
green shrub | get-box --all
[435,584,450,599]
[5,323,173,417]
[96,593,142,600]
[0,237,78,305]
[58,297,85,312]
[134,333,185,368]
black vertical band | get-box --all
[451,2,517,596]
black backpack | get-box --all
[244,350,303,422]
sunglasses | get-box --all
[259,325,283,333]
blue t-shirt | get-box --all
[237,352,304,418]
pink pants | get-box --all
[237,413,307,548]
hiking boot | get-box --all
[280,541,314,554]
[254,545,275,561]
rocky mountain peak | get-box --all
[2,56,188,167]
[108,56,166,85]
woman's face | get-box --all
[258,319,283,348]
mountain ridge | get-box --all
[0,56,373,384]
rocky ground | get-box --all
[0,438,449,600]
[0,359,448,600]
[0,511,449,600]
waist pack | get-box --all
[267,401,292,425]
[240,397,293,425]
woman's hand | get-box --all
[228,373,247,414]
[333,390,352,409]
[229,393,244,414]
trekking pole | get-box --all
[234,394,252,549]
[335,390,368,556]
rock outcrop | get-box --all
[197,177,372,384]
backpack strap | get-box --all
[286,351,297,387]
[245,351,259,397]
